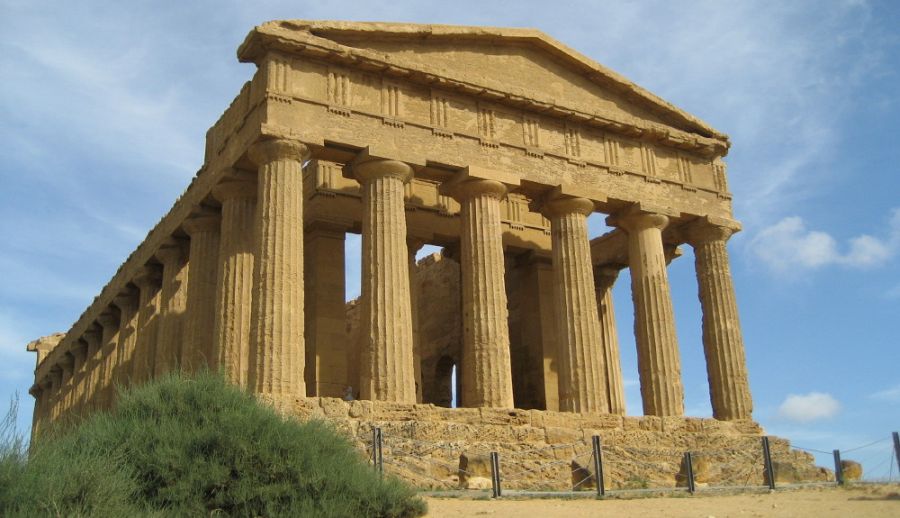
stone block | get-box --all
[545,425,580,444]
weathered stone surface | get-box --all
[841,459,863,481]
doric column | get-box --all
[182,210,221,373]
[247,138,309,399]
[517,254,560,411]
[407,238,425,404]
[611,208,684,416]
[112,288,140,392]
[69,340,88,417]
[452,179,514,408]
[32,380,50,435]
[353,157,416,403]
[686,219,753,420]
[48,368,62,422]
[80,327,102,413]
[96,311,120,410]
[304,223,347,397]
[58,354,74,419]
[132,265,162,385]
[543,196,608,413]
[212,174,257,387]
[594,266,626,415]
[155,240,189,376]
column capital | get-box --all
[183,209,221,236]
[352,157,413,184]
[212,171,257,202]
[541,195,594,219]
[132,265,162,290]
[447,178,507,202]
[608,207,670,233]
[155,239,188,266]
[594,265,622,293]
[97,309,119,329]
[247,138,309,166]
[684,217,741,246]
[112,288,139,312]
[83,326,102,348]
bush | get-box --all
[0,372,426,517]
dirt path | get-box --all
[424,484,900,517]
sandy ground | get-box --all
[424,484,900,517]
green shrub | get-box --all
[1,372,426,518]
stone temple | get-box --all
[27,21,826,489]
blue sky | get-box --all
[1,1,898,478]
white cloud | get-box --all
[750,208,900,272]
[777,392,841,422]
[869,385,900,403]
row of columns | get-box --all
[33,137,752,430]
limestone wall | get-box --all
[289,397,831,491]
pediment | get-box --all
[239,20,728,148]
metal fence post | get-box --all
[684,452,696,494]
[892,432,900,476]
[490,451,501,498]
[833,449,843,485]
[761,436,776,490]
[371,427,378,471]
[376,427,384,476]
[592,435,605,496]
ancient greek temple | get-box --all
[28,21,753,435]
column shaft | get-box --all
[595,267,626,415]
[455,180,514,408]
[182,213,221,373]
[689,225,753,420]
[355,158,416,403]
[113,290,140,395]
[155,242,189,376]
[407,239,425,404]
[132,267,162,385]
[211,179,257,387]
[616,211,684,416]
[545,197,608,413]
[304,226,347,397]
[248,139,308,399]
[96,312,120,410]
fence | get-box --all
[366,429,900,497]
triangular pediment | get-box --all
[239,20,728,146]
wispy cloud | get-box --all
[777,392,841,423]
[750,208,900,273]
[869,384,900,403]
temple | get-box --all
[28,21,753,436]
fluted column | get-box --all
[247,139,309,399]
[96,311,120,410]
[132,266,162,385]
[113,289,140,392]
[58,355,74,420]
[155,241,189,376]
[68,341,88,417]
[79,327,102,413]
[612,209,684,416]
[407,238,425,404]
[48,368,62,422]
[212,175,257,387]
[594,267,626,415]
[182,211,221,373]
[451,179,514,408]
[354,157,416,403]
[687,220,753,420]
[543,196,608,413]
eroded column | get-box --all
[354,157,416,403]
[453,179,514,408]
[112,288,139,392]
[407,238,425,404]
[182,210,221,373]
[132,266,162,385]
[212,175,257,387]
[69,342,88,417]
[304,223,347,397]
[155,240,189,376]
[80,327,102,413]
[543,196,608,413]
[96,311,120,410]
[247,139,308,399]
[612,209,684,416]
[687,220,753,420]
[594,266,626,415]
